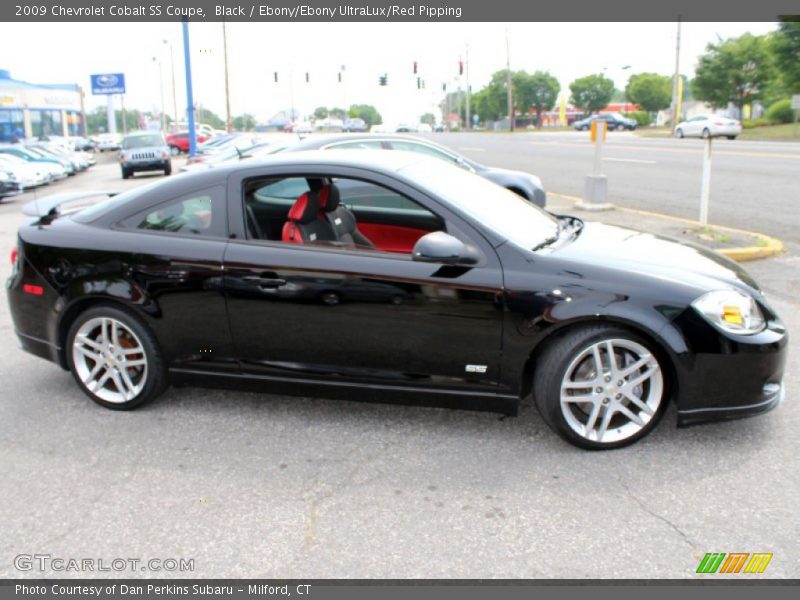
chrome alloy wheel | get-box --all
[559,338,663,444]
[72,317,148,403]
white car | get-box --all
[416,123,433,133]
[0,155,50,188]
[675,115,742,140]
[93,133,122,152]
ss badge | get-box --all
[465,364,488,374]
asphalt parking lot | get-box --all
[0,148,797,579]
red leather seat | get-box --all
[281,191,337,244]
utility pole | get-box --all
[505,28,513,132]
[670,18,682,131]
[465,43,471,130]
[222,20,232,133]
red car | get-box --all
[165,131,210,154]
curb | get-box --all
[549,193,786,263]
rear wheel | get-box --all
[533,325,667,450]
[676,128,684,138]
[67,306,166,410]
[702,128,711,139]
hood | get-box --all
[548,222,760,297]
[478,165,542,188]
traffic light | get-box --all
[459,60,464,76]
[413,61,418,74]
[379,74,388,86]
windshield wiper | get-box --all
[531,219,562,252]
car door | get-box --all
[112,185,234,368]
[223,164,506,397]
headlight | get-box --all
[692,290,766,335]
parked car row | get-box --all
[0,141,97,201]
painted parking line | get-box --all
[603,157,657,164]
[527,140,800,160]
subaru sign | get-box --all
[91,73,126,95]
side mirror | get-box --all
[412,231,480,266]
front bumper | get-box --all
[669,307,788,426]
[123,160,169,172]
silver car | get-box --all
[119,132,172,179]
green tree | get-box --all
[313,106,329,120]
[625,73,672,113]
[569,74,615,114]
[196,107,225,130]
[86,107,144,134]
[329,107,347,120]
[514,70,560,127]
[347,104,382,127]
[692,33,773,115]
[232,113,256,131]
[770,17,800,94]
[419,113,436,126]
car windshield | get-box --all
[401,159,558,249]
[123,134,164,149]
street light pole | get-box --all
[222,20,233,133]
[152,56,166,132]
[181,19,197,157]
[163,39,178,130]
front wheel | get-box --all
[67,306,167,410]
[164,162,172,176]
[533,325,668,450]
[121,167,131,179]
[702,128,711,139]
[676,128,684,139]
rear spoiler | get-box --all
[22,191,118,218]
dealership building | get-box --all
[0,69,85,142]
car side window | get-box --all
[326,140,385,150]
[119,186,227,237]
[389,141,458,164]
[242,175,445,255]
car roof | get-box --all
[289,133,443,149]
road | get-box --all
[429,131,800,246]
[0,153,797,579]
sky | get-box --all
[0,21,778,125]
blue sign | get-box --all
[90,73,125,95]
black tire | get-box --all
[727,135,737,140]
[164,162,172,176]
[121,167,131,179]
[676,128,684,139]
[66,305,167,410]
[533,324,668,450]
[702,128,711,139]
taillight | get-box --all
[10,247,17,268]
[23,284,44,296]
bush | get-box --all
[627,111,653,127]
[742,118,773,129]
[765,99,795,124]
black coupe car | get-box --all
[7,152,787,449]
[277,133,547,208]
